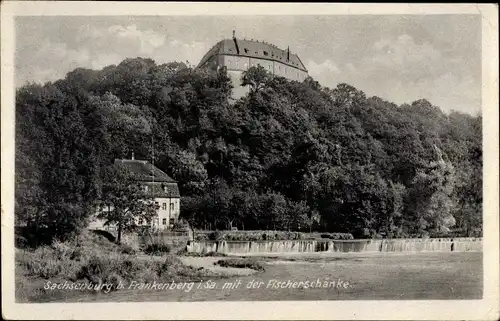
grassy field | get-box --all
[57,251,482,302]
[15,230,224,303]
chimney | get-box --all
[287,46,290,61]
[232,30,240,54]
[131,151,135,160]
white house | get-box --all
[88,157,181,231]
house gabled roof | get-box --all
[197,38,308,72]
[114,159,176,183]
[143,182,181,198]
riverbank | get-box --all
[56,251,482,302]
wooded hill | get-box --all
[15,58,482,242]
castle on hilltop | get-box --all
[197,31,308,98]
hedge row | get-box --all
[193,230,353,241]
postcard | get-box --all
[1,2,498,320]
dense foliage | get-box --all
[15,58,482,242]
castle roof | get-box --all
[114,159,177,183]
[197,38,308,72]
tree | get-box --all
[98,165,158,244]
[405,146,457,236]
[15,83,105,244]
[241,65,272,93]
[15,57,482,240]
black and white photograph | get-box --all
[1,2,498,320]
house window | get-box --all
[138,218,143,225]
[268,65,271,70]
[244,62,248,69]
[144,186,148,192]
[244,48,248,53]
[162,203,167,210]
[162,218,167,225]
[169,218,175,225]
[170,203,174,212]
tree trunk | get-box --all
[117,221,123,244]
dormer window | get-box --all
[263,51,268,56]
[244,48,249,53]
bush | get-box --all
[195,230,353,241]
[119,244,137,255]
[183,251,227,257]
[17,246,82,280]
[318,233,354,240]
[172,219,191,232]
[143,243,173,255]
[208,231,223,241]
[194,231,210,241]
[15,230,223,301]
[214,258,265,271]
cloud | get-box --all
[106,25,166,54]
[372,34,441,66]
[15,18,481,115]
[307,59,341,76]
[369,34,444,83]
[303,34,479,114]
[408,73,480,114]
[305,59,342,86]
[16,42,91,86]
[16,24,213,86]
[152,39,211,66]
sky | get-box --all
[15,15,482,114]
